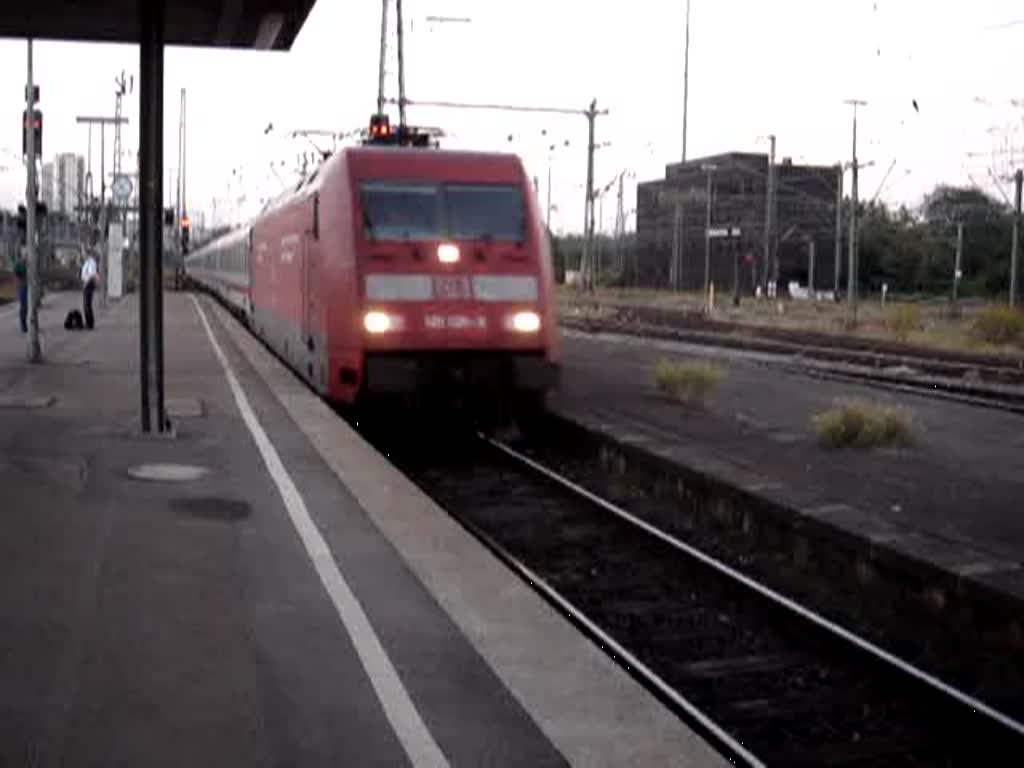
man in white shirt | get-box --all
[81,252,99,330]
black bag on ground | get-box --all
[64,309,84,331]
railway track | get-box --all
[380,428,1024,767]
[562,316,1024,411]
[203,286,1024,764]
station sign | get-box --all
[707,226,741,239]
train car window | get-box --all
[360,181,442,240]
[444,184,525,243]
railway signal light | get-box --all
[180,215,191,253]
[22,109,42,157]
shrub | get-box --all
[654,358,722,404]
[884,303,922,342]
[813,399,914,449]
[971,305,1024,346]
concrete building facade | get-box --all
[636,152,840,293]
[41,161,55,212]
[55,152,85,217]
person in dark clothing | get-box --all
[81,252,99,330]
[13,250,28,333]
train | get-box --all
[184,115,561,426]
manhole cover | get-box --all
[127,463,209,482]
[170,497,251,522]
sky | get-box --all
[0,0,1022,235]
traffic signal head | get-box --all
[180,216,191,253]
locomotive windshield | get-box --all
[361,181,525,242]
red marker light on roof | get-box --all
[438,243,460,264]
[369,114,391,139]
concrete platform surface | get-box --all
[552,330,1024,599]
[0,292,727,768]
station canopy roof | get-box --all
[0,0,318,50]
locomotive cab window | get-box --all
[360,181,526,243]
[445,184,525,243]
[361,182,442,240]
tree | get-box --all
[921,186,1012,294]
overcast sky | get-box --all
[1,0,1022,234]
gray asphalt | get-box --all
[0,292,565,767]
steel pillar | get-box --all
[139,0,166,432]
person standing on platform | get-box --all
[80,251,99,330]
[14,248,28,333]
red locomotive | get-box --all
[185,114,560,422]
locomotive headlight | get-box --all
[511,311,541,333]
[364,311,393,333]
[438,243,460,263]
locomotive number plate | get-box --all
[433,275,472,300]
[425,314,487,331]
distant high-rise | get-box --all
[41,162,55,211]
[55,153,85,217]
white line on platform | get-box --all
[190,295,449,768]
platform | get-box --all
[552,329,1024,602]
[0,293,728,767]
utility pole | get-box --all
[182,89,187,235]
[834,163,842,299]
[376,0,389,114]
[615,172,626,276]
[396,0,407,127]
[177,87,186,255]
[807,238,816,299]
[109,71,131,308]
[546,160,552,230]
[581,99,608,291]
[701,163,717,296]
[1011,169,1022,307]
[113,72,128,179]
[25,39,41,362]
[952,221,963,312]
[731,230,740,306]
[844,99,867,319]
[681,0,691,162]
[763,134,776,293]
[86,123,93,206]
